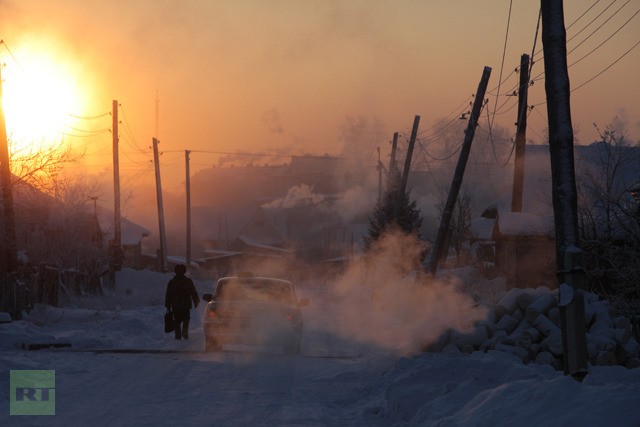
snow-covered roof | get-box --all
[235,235,291,253]
[96,206,151,245]
[469,212,554,240]
[191,206,284,246]
[496,212,554,238]
[202,249,243,259]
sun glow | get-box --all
[1,44,85,153]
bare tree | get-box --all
[339,115,387,163]
[21,174,107,294]
[10,138,83,194]
[576,120,640,302]
[435,189,473,266]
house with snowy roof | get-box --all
[470,141,640,289]
[470,209,556,290]
[94,205,151,269]
[190,205,291,275]
[0,177,150,271]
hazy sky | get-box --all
[2,0,639,191]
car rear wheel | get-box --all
[205,338,222,352]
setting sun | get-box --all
[1,42,84,153]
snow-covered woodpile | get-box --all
[427,287,640,370]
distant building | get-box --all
[471,210,556,290]
[94,205,151,270]
[190,205,291,276]
[470,141,640,289]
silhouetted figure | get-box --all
[165,264,199,340]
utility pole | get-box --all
[426,66,492,277]
[152,138,168,273]
[511,54,530,213]
[541,0,588,379]
[109,100,122,286]
[91,196,98,218]
[394,117,420,220]
[0,65,18,314]
[389,132,399,173]
[399,116,420,196]
[376,147,383,202]
[185,149,192,270]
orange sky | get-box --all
[2,0,639,197]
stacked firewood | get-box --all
[428,287,640,370]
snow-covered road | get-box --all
[1,347,392,426]
[0,273,398,426]
[2,269,640,426]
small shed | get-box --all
[95,206,151,269]
[471,210,556,290]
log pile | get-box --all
[427,287,640,370]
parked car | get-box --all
[202,274,310,355]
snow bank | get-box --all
[370,350,640,426]
[427,286,640,370]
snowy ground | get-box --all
[1,268,639,426]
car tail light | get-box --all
[207,308,218,318]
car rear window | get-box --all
[215,279,294,304]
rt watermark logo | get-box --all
[10,370,56,415]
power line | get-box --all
[567,0,603,31]
[67,112,111,120]
[418,95,474,141]
[119,103,150,155]
[419,110,467,143]
[571,38,640,92]
[60,123,111,134]
[173,149,294,159]
[568,8,640,68]
[530,35,640,108]
[416,137,463,162]
[60,129,111,139]
[566,0,632,57]
[530,2,635,84]
[1,40,113,130]
[0,40,27,74]
[567,0,623,45]
[487,0,513,139]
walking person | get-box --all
[165,264,200,340]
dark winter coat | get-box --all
[165,274,200,312]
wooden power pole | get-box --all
[376,147,383,202]
[399,116,420,197]
[0,66,17,273]
[109,100,122,286]
[541,0,588,378]
[185,150,192,270]
[394,116,420,221]
[152,138,168,273]
[0,65,18,313]
[426,66,492,277]
[112,100,122,249]
[511,54,530,213]
[389,132,399,173]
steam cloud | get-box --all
[321,230,487,354]
[261,108,284,134]
[263,184,325,209]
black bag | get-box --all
[164,311,174,333]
